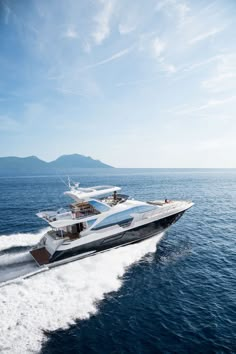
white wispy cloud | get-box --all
[199,96,236,112]
[203,73,236,92]
[172,53,234,84]
[150,36,176,74]
[167,95,236,116]
[80,46,133,71]
[155,0,190,27]
[189,26,225,44]
[176,2,190,22]
[118,23,136,35]
[152,37,166,57]
[181,55,222,72]
[64,27,78,39]
[2,0,38,34]
[93,0,114,44]
[160,61,177,74]
[2,1,11,25]
[202,53,236,93]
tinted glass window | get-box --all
[92,205,156,230]
[87,219,97,228]
[89,200,110,212]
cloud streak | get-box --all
[80,46,133,71]
[202,53,236,93]
[118,23,136,35]
[167,95,236,116]
[189,26,225,44]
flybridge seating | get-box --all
[70,199,110,218]
[101,193,129,206]
[70,201,99,218]
[37,198,111,224]
[69,194,129,218]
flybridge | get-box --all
[64,185,121,202]
[36,183,123,225]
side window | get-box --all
[87,219,97,228]
[92,205,156,230]
[92,210,133,230]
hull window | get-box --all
[101,233,124,244]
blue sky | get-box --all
[0,0,235,167]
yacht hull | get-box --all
[50,210,185,264]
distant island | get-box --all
[0,154,113,176]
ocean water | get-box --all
[0,169,235,353]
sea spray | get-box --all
[0,229,50,284]
[0,228,49,252]
[0,231,164,354]
[0,251,32,267]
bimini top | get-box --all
[64,184,121,202]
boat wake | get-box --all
[0,229,49,284]
[0,228,49,253]
[0,230,164,354]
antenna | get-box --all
[67,176,71,189]
[58,175,69,188]
[67,176,80,189]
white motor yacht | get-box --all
[30,183,194,267]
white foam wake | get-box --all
[0,232,164,354]
[0,251,32,267]
[0,228,49,252]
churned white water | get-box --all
[0,251,32,267]
[0,231,163,354]
[0,228,49,252]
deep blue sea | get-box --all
[0,169,235,353]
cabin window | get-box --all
[86,219,97,228]
[92,205,156,230]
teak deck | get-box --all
[30,247,51,266]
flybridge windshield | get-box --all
[88,199,110,212]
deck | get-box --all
[30,247,51,266]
